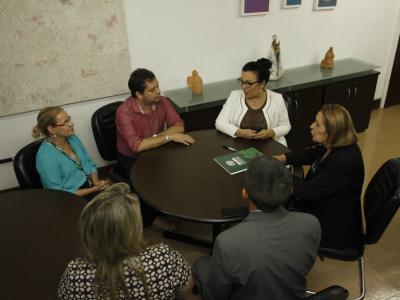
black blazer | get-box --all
[285,144,364,250]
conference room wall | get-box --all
[0,0,399,190]
[124,0,400,100]
[0,94,128,190]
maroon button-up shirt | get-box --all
[116,96,184,156]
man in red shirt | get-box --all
[116,68,194,227]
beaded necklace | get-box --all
[46,138,92,186]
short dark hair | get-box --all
[128,68,156,97]
[244,156,292,210]
[242,58,272,83]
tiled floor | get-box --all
[143,105,400,300]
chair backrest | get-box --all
[364,158,400,244]
[91,101,123,161]
[13,139,43,189]
[282,94,298,127]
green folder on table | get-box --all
[214,147,262,175]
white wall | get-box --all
[125,0,400,97]
[1,0,400,190]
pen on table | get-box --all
[223,145,238,152]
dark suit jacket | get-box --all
[285,144,364,250]
[194,208,321,300]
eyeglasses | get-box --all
[146,84,160,94]
[237,78,259,88]
[54,116,72,127]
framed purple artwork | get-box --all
[241,0,269,16]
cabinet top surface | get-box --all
[164,58,379,112]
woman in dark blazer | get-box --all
[275,104,364,250]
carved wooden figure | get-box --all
[321,47,335,69]
[187,70,203,94]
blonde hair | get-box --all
[32,106,64,138]
[80,183,148,300]
[320,104,357,148]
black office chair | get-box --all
[91,101,127,183]
[282,94,304,178]
[318,158,400,300]
[306,285,349,300]
[13,139,43,189]
[282,94,298,127]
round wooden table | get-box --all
[131,129,293,247]
[0,189,87,300]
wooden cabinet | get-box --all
[323,73,379,132]
[180,73,378,150]
[283,86,323,150]
[282,73,378,150]
[181,106,221,132]
[167,60,380,151]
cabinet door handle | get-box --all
[353,86,358,99]
[346,88,351,101]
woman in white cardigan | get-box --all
[215,58,290,146]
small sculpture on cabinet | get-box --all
[321,47,335,69]
[267,34,283,80]
[187,70,203,94]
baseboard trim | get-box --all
[372,99,381,110]
[0,186,20,193]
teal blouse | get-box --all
[36,135,97,193]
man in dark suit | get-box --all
[193,156,321,300]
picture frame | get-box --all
[240,0,269,16]
[282,0,302,9]
[314,0,337,10]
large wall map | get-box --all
[0,0,131,116]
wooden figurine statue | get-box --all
[187,70,203,94]
[267,34,283,80]
[321,47,335,69]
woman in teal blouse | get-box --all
[33,106,108,198]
